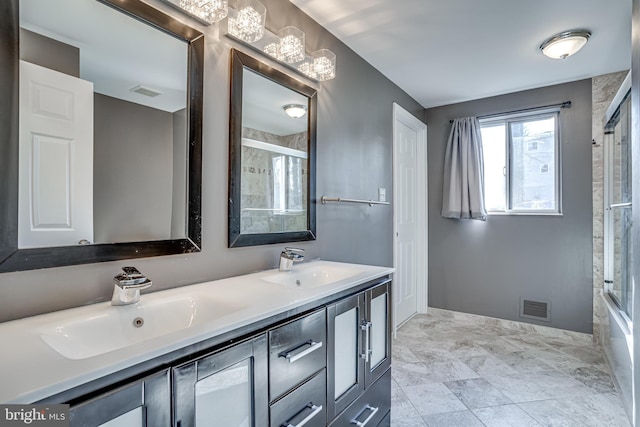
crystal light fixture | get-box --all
[278,26,305,64]
[297,62,317,79]
[178,0,228,24]
[263,43,280,60]
[228,0,266,43]
[540,30,591,59]
[312,49,336,81]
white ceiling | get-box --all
[243,69,309,136]
[291,0,631,108]
[21,0,188,113]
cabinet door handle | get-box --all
[350,404,379,426]
[360,321,372,362]
[282,340,323,363]
[285,403,323,427]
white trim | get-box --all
[241,137,308,159]
[605,71,632,125]
[392,103,428,330]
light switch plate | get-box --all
[378,188,386,202]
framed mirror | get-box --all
[0,0,203,273]
[229,49,317,247]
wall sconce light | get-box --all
[223,1,336,81]
[228,0,266,43]
[278,26,305,64]
[311,49,336,81]
[283,104,307,118]
[164,0,228,24]
[540,30,591,60]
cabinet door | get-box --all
[173,334,268,427]
[365,280,392,388]
[326,292,365,419]
[69,370,170,427]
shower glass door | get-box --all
[604,92,632,319]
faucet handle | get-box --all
[284,247,305,254]
[121,266,144,279]
[114,266,150,287]
[282,247,304,262]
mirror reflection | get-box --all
[240,69,309,234]
[19,0,189,249]
[228,49,316,248]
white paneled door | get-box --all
[19,60,94,248]
[393,103,427,327]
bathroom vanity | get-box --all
[0,261,393,427]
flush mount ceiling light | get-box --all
[540,30,591,59]
[283,104,307,118]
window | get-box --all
[480,111,560,214]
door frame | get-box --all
[392,102,428,330]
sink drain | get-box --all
[133,317,144,328]
[296,280,302,286]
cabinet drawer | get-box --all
[329,368,390,427]
[269,309,326,400]
[270,370,326,427]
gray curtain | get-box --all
[441,117,487,220]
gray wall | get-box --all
[93,93,174,243]
[0,0,422,322]
[425,79,593,333]
[171,108,187,238]
[19,28,79,77]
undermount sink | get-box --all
[40,293,243,360]
[261,263,363,288]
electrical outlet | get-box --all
[378,188,386,202]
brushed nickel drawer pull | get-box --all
[282,340,323,364]
[285,403,323,427]
[350,404,379,427]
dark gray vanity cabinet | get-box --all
[327,280,392,426]
[69,370,171,427]
[172,334,268,427]
[56,277,392,427]
[268,309,327,427]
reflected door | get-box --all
[19,60,94,248]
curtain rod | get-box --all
[448,101,571,124]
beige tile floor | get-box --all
[391,312,631,427]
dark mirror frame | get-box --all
[228,49,317,248]
[0,0,203,273]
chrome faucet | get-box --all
[111,266,152,306]
[279,247,304,272]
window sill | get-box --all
[486,211,563,217]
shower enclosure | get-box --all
[602,72,633,421]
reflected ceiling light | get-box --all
[540,30,591,60]
[283,104,307,118]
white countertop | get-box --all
[0,260,393,403]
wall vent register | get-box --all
[520,298,551,321]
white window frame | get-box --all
[480,109,562,216]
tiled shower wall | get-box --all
[592,71,628,344]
